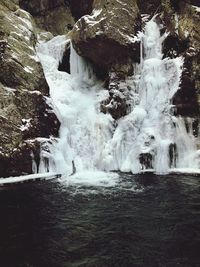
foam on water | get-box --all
[61,171,119,188]
[36,18,200,176]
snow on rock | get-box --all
[71,0,141,68]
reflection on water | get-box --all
[0,173,200,267]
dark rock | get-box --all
[192,119,199,138]
[163,34,190,58]
[160,1,200,116]
[0,140,40,177]
[71,0,141,70]
[58,41,70,73]
[19,0,66,16]
[14,90,60,140]
[169,143,177,168]
[19,0,75,35]
[139,153,154,170]
[67,0,93,21]
[100,65,133,120]
[0,1,60,177]
[137,0,161,15]
[173,53,199,116]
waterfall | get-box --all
[37,19,199,176]
[37,36,113,175]
[100,19,199,174]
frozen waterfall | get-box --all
[37,36,113,175]
[37,19,199,176]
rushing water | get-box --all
[0,174,200,267]
[36,18,199,176]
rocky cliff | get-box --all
[0,0,199,176]
[70,0,200,119]
[0,0,61,176]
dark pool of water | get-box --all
[0,173,200,267]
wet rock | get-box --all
[58,41,70,73]
[169,143,177,168]
[161,1,200,116]
[19,0,75,35]
[19,0,65,15]
[70,0,141,120]
[100,67,133,120]
[0,5,48,94]
[0,140,40,177]
[14,90,60,139]
[139,153,154,170]
[163,34,190,58]
[68,0,93,21]
[0,1,60,177]
[71,0,141,69]
[137,0,161,15]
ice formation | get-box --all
[36,18,199,176]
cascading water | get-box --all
[37,36,113,175]
[37,18,200,176]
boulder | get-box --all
[71,0,141,69]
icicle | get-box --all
[70,43,95,83]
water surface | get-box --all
[0,173,200,267]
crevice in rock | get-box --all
[58,43,70,73]
[67,0,94,21]
[173,54,199,116]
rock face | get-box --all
[160,1,200,116]
[71,0,141,119]
[0,1,59,177]
[71,0,141,69]
[68,0,94,21]
[70,0,200,119]
[137,0,161,14]
[138,0,200,117]
[69,0,199,121]
[19,0,75,35]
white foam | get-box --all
[61,171,119,187]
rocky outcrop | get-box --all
[69,0,199,120]
[100,64,134,120]
[137,0,161,14]
[71,0,141,69]
[71,0,141,119]
[19,0,75,35]
[160,1,200,116]
[136,0,200,116]
[67,0,94,21]
[0,1,59,177]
